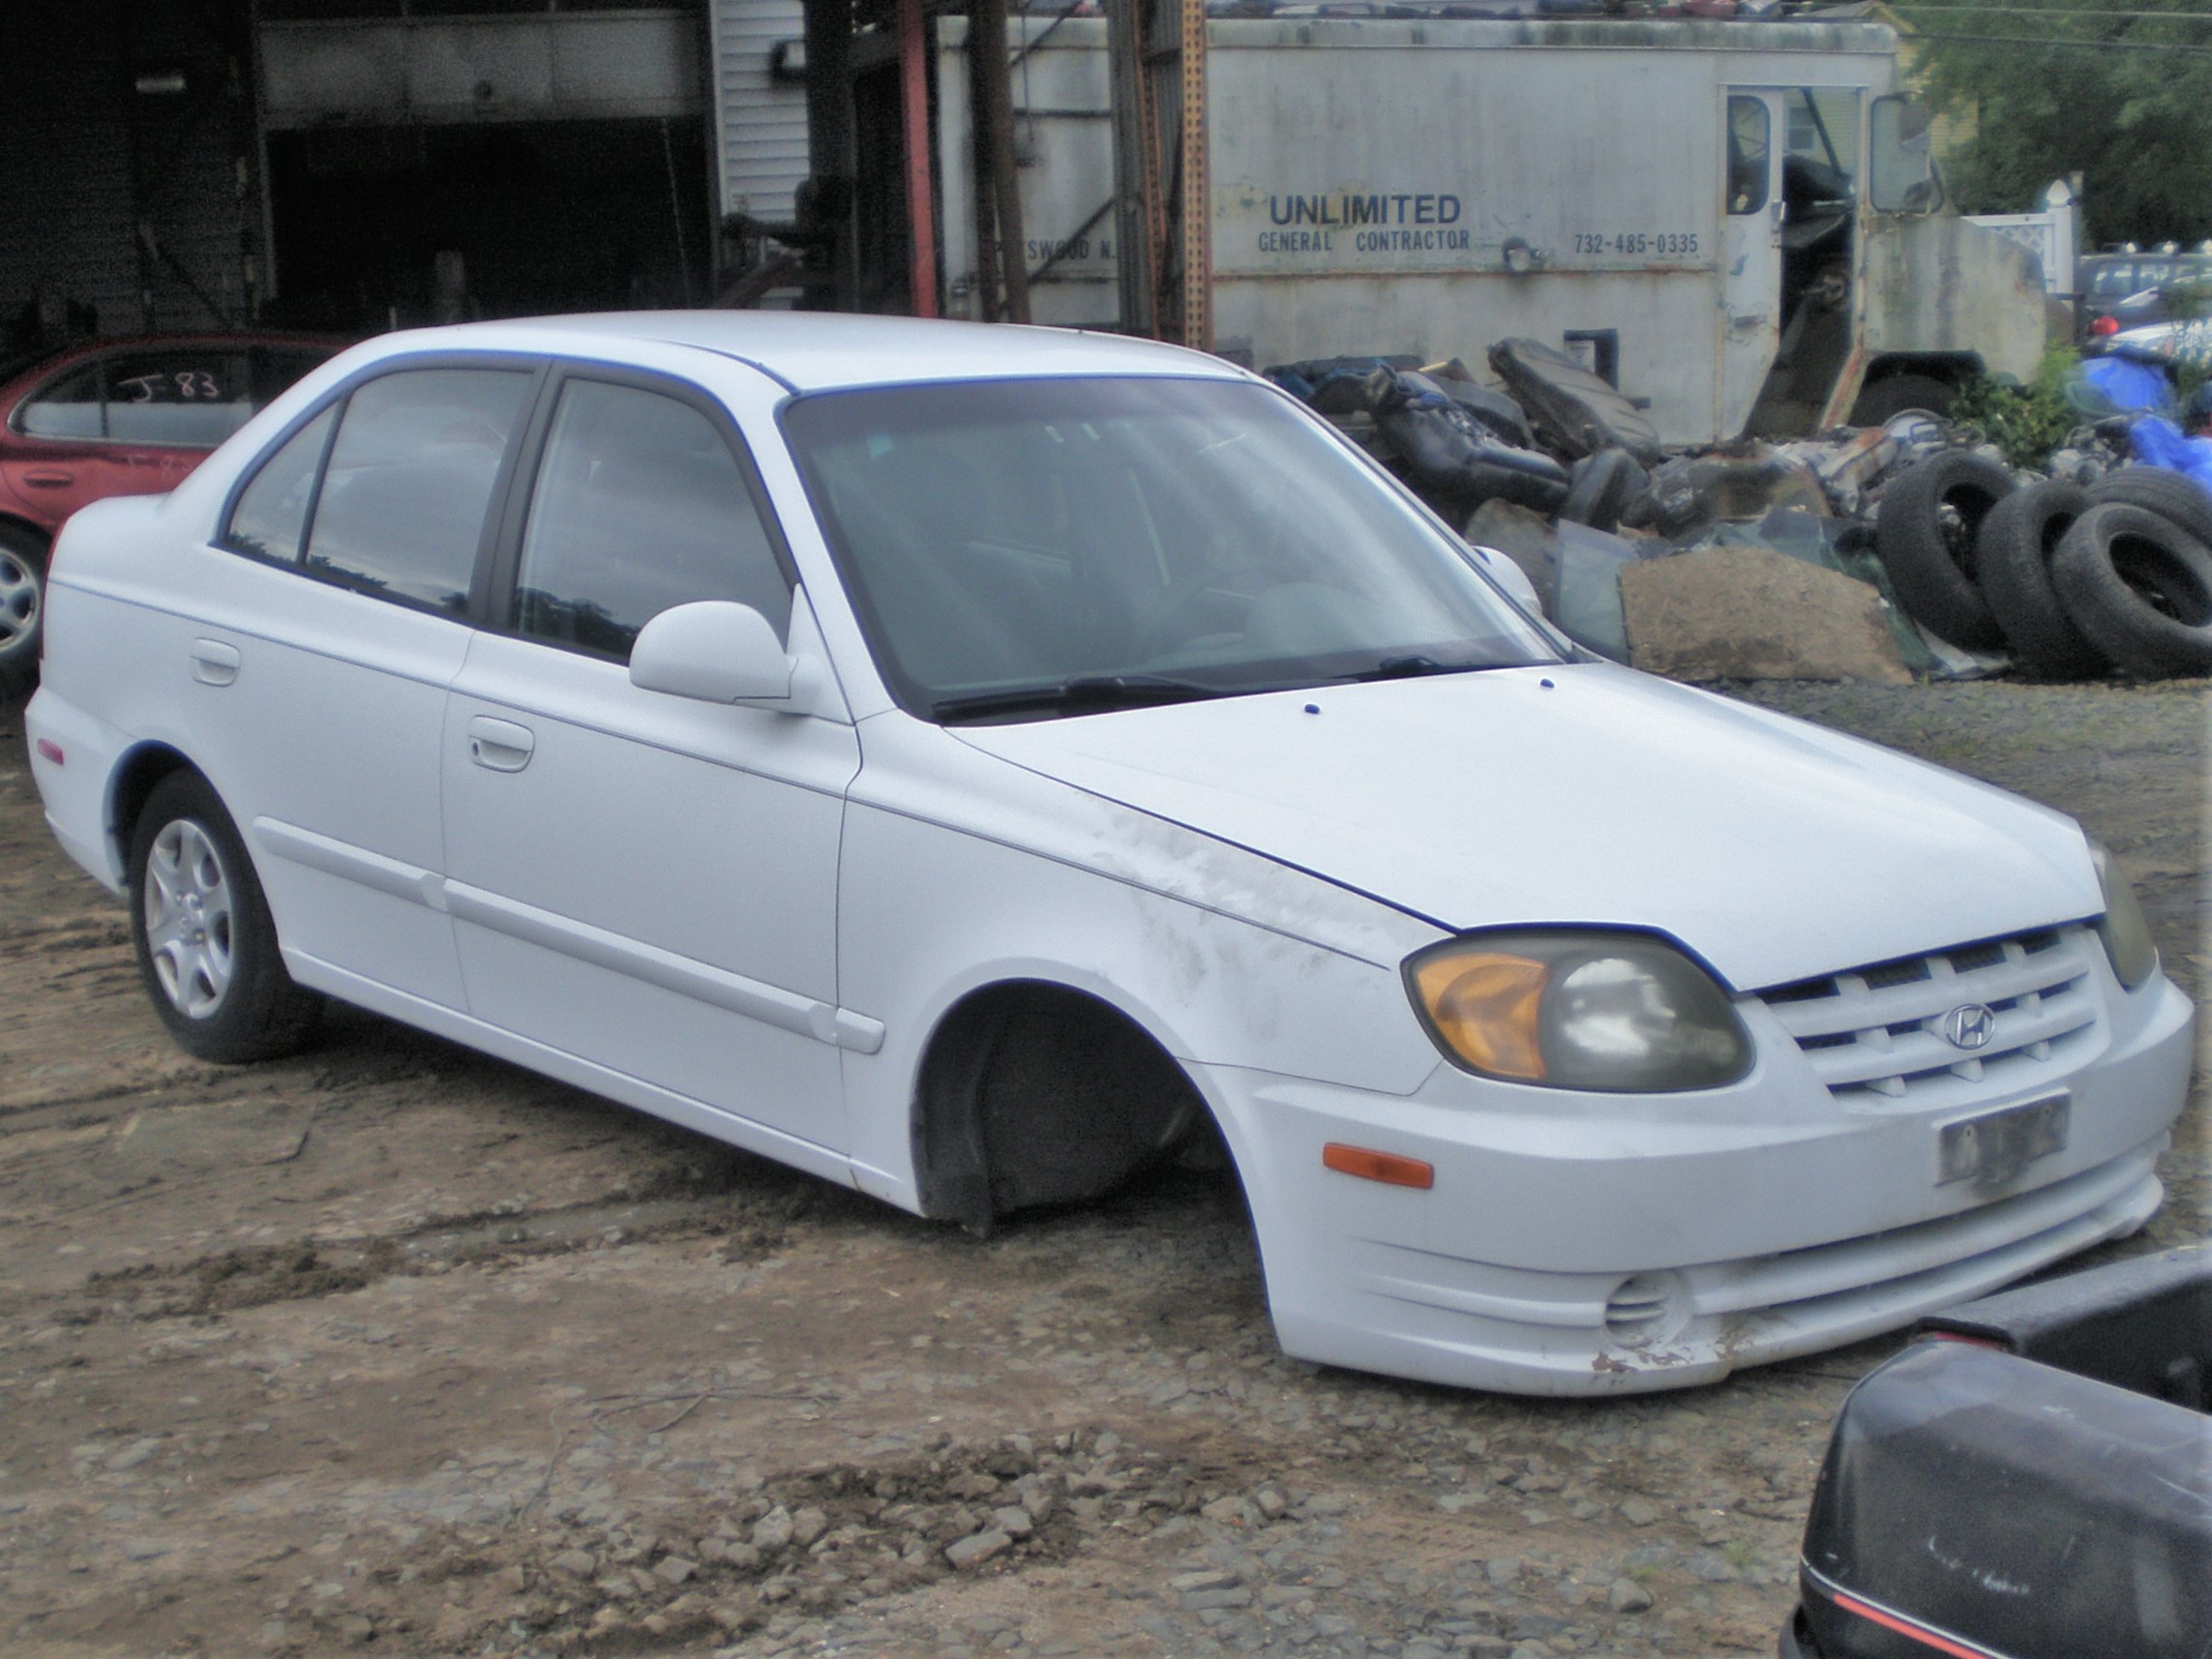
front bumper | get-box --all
[1209,972,2193,1396]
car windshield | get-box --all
[780,376,1559,721]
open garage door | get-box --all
[256,4,714,331]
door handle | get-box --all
[466,715,535,773]
[21,469,75,489]
[189,638,241,687]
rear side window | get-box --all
[301,369,531,613]
[227,404,337,563]
[511,378,791,660]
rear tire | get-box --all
[2048,502,2212,678]
[128,771,323,1062]
[1976,480,2107,679]
[0,524,45,703]
[1874,450,2018,649]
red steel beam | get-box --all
[897,0,938,317]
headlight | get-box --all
[1406,930,1752,1092]
[2090,841,2159,991]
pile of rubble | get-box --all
[1267,341,2212,683]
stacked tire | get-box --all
[1875,456,2212,680]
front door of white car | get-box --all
[438,369,861,1156]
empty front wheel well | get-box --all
[912,980,1211,1233]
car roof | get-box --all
[344,311,1245,395]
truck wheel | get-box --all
[2048,502,2212,678]
[1976,480,2107,679]
[1874,451,2017,649]
[2084,465,2212,548]
[0,524,45,703]
[1850,372,1956,425]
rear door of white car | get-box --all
[439,360,860,1156]
[205,358,541,1008]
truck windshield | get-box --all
[781,376,1560,722]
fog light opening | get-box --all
[1603,1272,1688,1348]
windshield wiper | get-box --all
[1343,653,1479,683]
[933,673,1225,724]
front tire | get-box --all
[128,771,322,1062]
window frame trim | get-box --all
[479,358,802,667]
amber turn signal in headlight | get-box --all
[1405,930,1752,1092]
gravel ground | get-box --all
[0,676,2203,1659]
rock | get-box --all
[945,1530,1012,1571]
[1171,1570,1241,1593]
[696,1537,729,1565]
[1620,544,1913,685]
[1608,1578,1654,1614]
[1255,1488,1289,1521]
[120,1539,172,1561]
[1200,1496,1253,1525]
[1618,1497,1661,1527]
[1014,1473,1057,1523]
[493,1564,527,1594]
[1182,1587,1255,1612]
[334,1615,374,1645]
[991,1506,1034,1539]
[1485,1557,1522,1586]
[789,1507,828,1549]
[751,1506,793,1552]
[654,1555,698,1585]
[105,1437,164,1472]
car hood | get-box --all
[950,664,2099,990]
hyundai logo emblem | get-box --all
[1943,1003,1997,1051]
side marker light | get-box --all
[35,739,63,765]
[1322,1143,1434,1189]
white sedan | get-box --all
[25,313,2194,1395]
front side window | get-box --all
[303,368,531,613]
[782,376,1559,721]
[1726,96,1771,216]
[512,378,791,660]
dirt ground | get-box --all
[1,678,2204,1659]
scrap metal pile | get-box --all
[1268,341,2212,684]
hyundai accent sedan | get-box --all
[25,313,2194,1395]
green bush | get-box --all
[1952,346,2083,469]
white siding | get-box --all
[709,0,811,224]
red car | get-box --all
[0,333,341,697]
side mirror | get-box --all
[630,601,795,704]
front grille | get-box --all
[1759,928,2101,1105]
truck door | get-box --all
[1718,90,1786,437]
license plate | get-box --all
[1938,1094,2069,1188]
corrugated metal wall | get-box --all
[708,0,810,223]
[0,0,256,344]
[0,5,141,341]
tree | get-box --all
[1898,0,2212,248]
